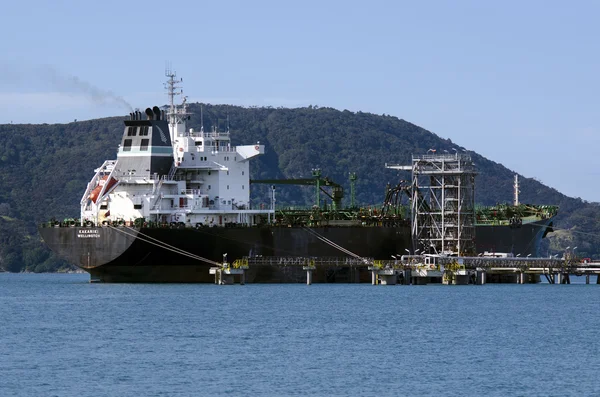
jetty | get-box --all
[212,255,600,285]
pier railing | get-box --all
[241,255,600,274]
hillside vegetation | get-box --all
[0,104,598,272]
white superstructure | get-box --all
[80,72,275,227]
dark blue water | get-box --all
[1,274,600,396]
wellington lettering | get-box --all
[77,229,100,238]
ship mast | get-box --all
[514,174,520,206]
[164,66,189,141]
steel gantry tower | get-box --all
[387,153,476,256]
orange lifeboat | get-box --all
[89,176,118,204]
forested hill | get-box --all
[0,104,598,272]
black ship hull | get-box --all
[475,218,554,257]
[39,224,411,282]
[39,219,553,283]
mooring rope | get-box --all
[108,225,222,267]
[300,225,364,259]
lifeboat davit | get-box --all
[89,176,118,203]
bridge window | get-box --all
[127,126,137,136]
[123,139,132,151]
[140,139,149,151]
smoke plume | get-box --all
[0,62,133,111]
[42,66,133,111]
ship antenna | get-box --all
[200,104,204,132]
[164,64,181,126]
[514,174,520,206]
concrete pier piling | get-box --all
[475,270,486,285]
[303,266,315,285]
[378,269,397,285]
[209,266,246,285]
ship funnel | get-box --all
[129,112,134,120]
[153,106,161,120]
[145,108,154,120]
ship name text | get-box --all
[77,229,100,238]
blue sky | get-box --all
[2,0,599,201]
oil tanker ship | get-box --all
[39,74,557,282]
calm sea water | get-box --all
[1,273,599,397]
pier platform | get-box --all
[209,255,600,285]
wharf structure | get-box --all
[213,254,600,285]
[385,153,476,256]
[212,153,577,285]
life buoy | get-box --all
[179,147,184,152]
[254,145,259,150]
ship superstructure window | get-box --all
[123,139,132,151]
[140,126,149,136]
[140,139,149,151]
[127,126,138,136]
[133,204,142,209]
[195,141,203,146]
